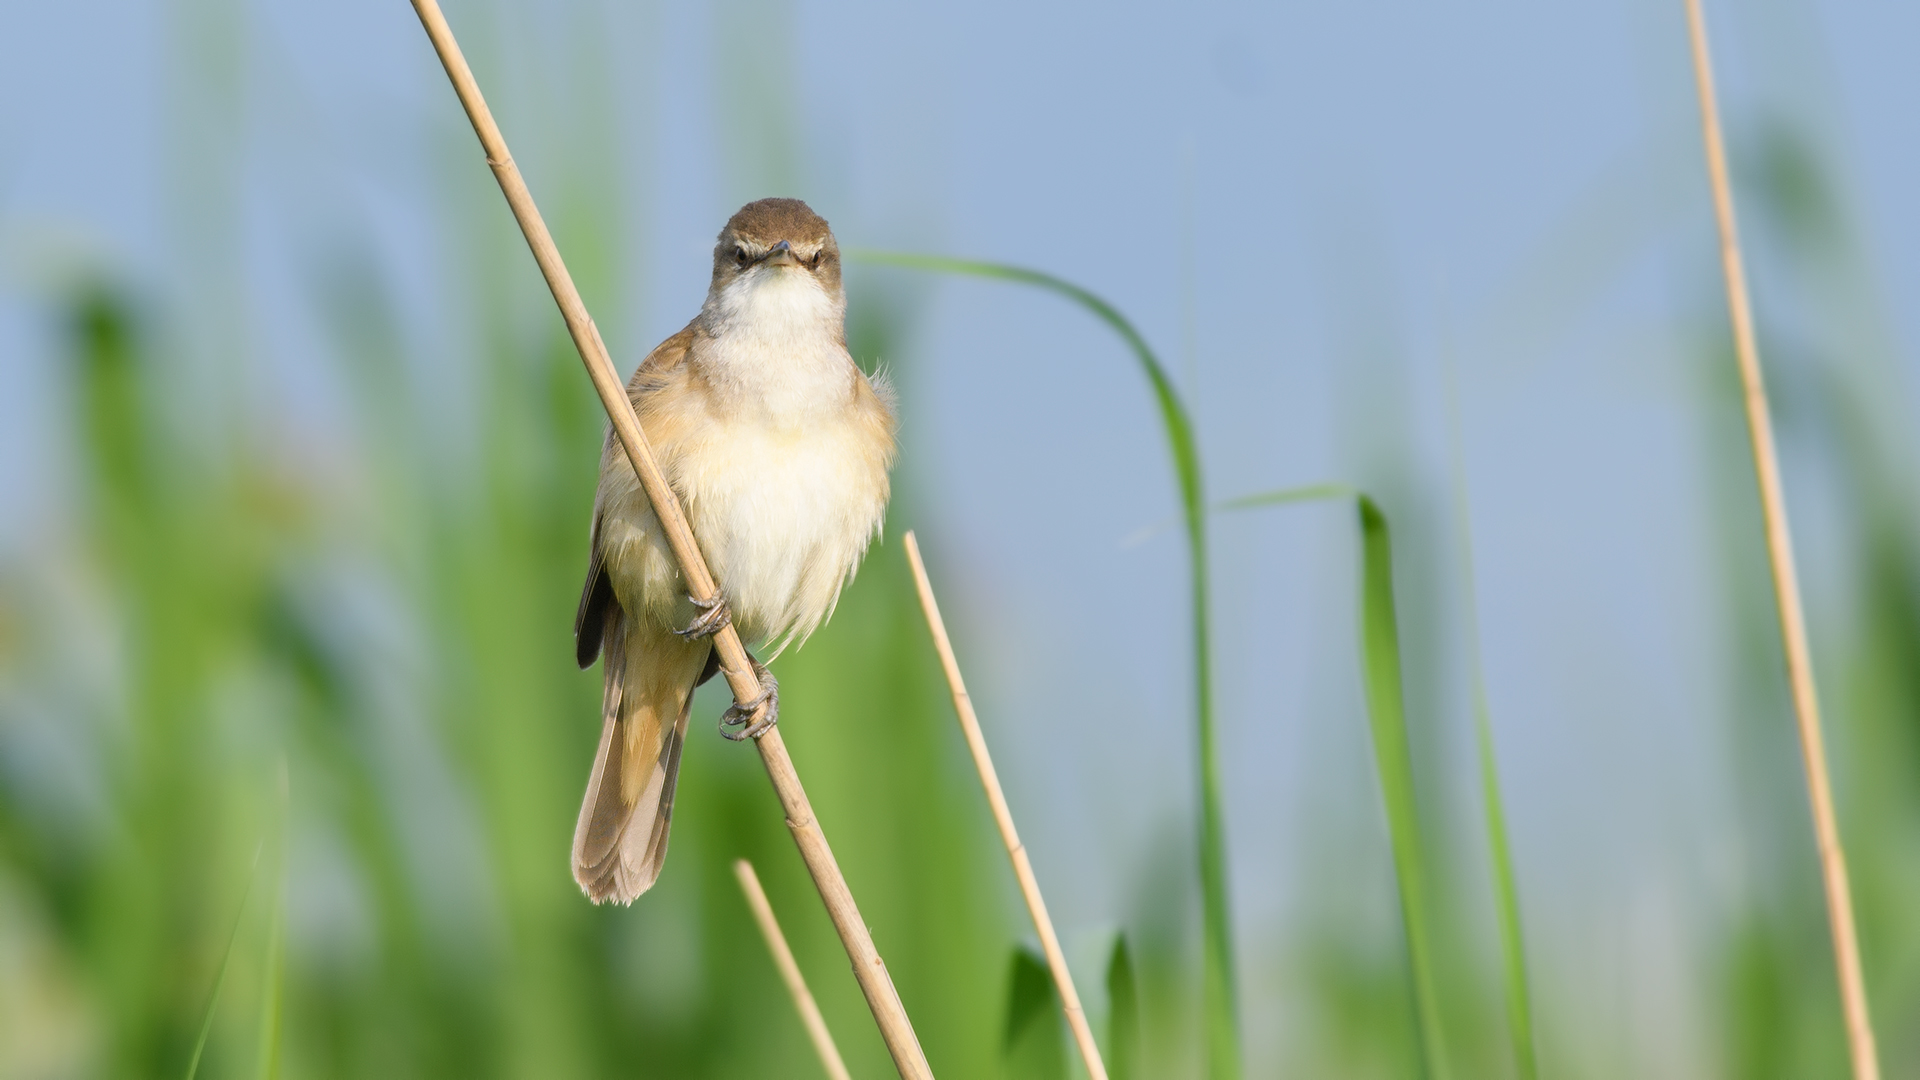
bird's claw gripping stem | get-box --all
[720,658,778,741]
[675,592,731,641]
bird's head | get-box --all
[706,198,843,330]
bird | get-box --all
[570,198,897,905]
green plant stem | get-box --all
[855,251,1239,1079]
[1221,485,1450,1080]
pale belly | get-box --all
[598,412,889,655]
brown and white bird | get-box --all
[570,198,896,904]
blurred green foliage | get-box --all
[1001,947,1065,1080]
[1,266,1018,1078]
[1103,936,1140,1080]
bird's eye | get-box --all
[734,246,751,267]
[810,250,824,269]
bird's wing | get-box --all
[571,610,710,904]
[574,512,614,669]
[574,322,700,669]
[628,322,698,393]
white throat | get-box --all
[699,267,851,423]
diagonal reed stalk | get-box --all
[856,251,1239,1080]
[734,860,853,1080]
[1680,3,1880,1076]
[406,4,933,1075]
[1218,485,1449,1080]
[901,531,1109,1080]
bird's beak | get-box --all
[760,240,801,267]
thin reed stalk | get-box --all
[857,251,1239,1080]
[901,532,1109,1080]
[734,861,852,1080]
[406,4,932,1076]
[1680,4,1879,1076]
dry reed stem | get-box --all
[901,532,1109,1080]
[734,860,854,1080]
[406,3,932,1076]
[1682,3,1879,1076]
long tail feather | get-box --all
[572,605,710,904]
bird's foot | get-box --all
[674,593,732,641]
[719,659,779,741]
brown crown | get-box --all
[721,198,833,246]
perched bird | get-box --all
[571,198,896,904]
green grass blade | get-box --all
[1219,487,1449,1080]
[857,250,1239,1078]
[1443,414,1540,1080]
[254,765,289,1080]
[1475,694,1536,1080]
[185,842,264,1080]
[1005,946,1068,1080]
[1215,483,1358,512]
[1353,496,1449,1080]
[253,876,286,1080]
[1105,934,1141,1080]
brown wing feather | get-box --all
[628,323,698,396]
[575,324,699,671]
[574,533,614,669]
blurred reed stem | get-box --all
[734,861,852,1080]
[406,3,932,1075]
[902,531,1109,1080]
[1680,3,1880,1076]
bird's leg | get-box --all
[674,591,731,641]
[719,656,779,741]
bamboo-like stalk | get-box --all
[405,4,932,1076]
[901,532,1109,1080]
[734,860,853,1080]
[1680,4,1879,1077]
